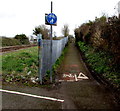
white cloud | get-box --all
[0,0,119,37]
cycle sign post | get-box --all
[46,13,57,25]
[45,1,57,83]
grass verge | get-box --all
[42,43,68,84]
[53,44,68,74]
[2,43,68,87]
[1,47,39,86]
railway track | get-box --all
[0,44,37,53]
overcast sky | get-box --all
[0,0,119,37]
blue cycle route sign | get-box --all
[46,13,57,25]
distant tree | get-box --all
[14,34,29,45]
[68,35,74,43]
[62,24,70,37]
[68,35,74,38]
[33,25,50,39]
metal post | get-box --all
[51,1,53,13]
[38,34,42,84]
[118,1,120,18]
[50,1,53,83]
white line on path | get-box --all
[74,74,78,81]
[0,89,64,103]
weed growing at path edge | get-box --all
[77,41,120,88]
[42,45,68,84]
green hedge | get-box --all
[1,37,30,47]
[1,37,21,46]
[78,41,120,88]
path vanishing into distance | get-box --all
[1,42,120,110]
[56,42,119,109]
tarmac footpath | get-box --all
[56,42,120,109]
[1,42,120,110]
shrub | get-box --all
[14,34,30,45]
[1,37,21,46]
[77,41,120,88]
